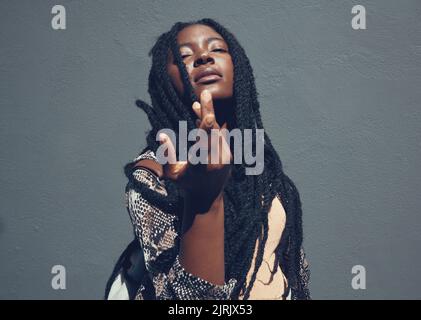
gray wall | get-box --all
[1,0,420,299]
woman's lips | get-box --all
[196,74,222,84]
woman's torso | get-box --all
[238,195,290,300]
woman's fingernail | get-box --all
[202,89,211,101]
[159,133,167,142]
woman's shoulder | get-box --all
[125,148,160,178]
[132,149,164,179]
[132,148,158,163]
[124,148,167,195]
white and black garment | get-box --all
[107,149,237,300]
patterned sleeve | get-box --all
[125,150,237,300]
[295,246,311,300]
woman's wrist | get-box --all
[183,189,223,215]
[181,191,224,234]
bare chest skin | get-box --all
[238,196,288,300]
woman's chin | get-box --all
[194,86,231,101]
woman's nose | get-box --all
[194,51,214,68]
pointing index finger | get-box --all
[200,89,215,125]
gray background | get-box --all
[1,0,420,299]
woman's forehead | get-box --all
[176,24,224,45]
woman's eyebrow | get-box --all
[179,37,225,48]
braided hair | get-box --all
[128,18,310,300]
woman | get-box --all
[109,18,310,300]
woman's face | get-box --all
[167,24,234,102]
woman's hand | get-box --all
[159,89,233,215]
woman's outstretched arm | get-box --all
[179,192,225,285]
[157,89,232,287]
[127,154,237,300]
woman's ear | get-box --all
[134,159,164,178]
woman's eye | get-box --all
[212,48,226,52]
[181,54,191,59]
